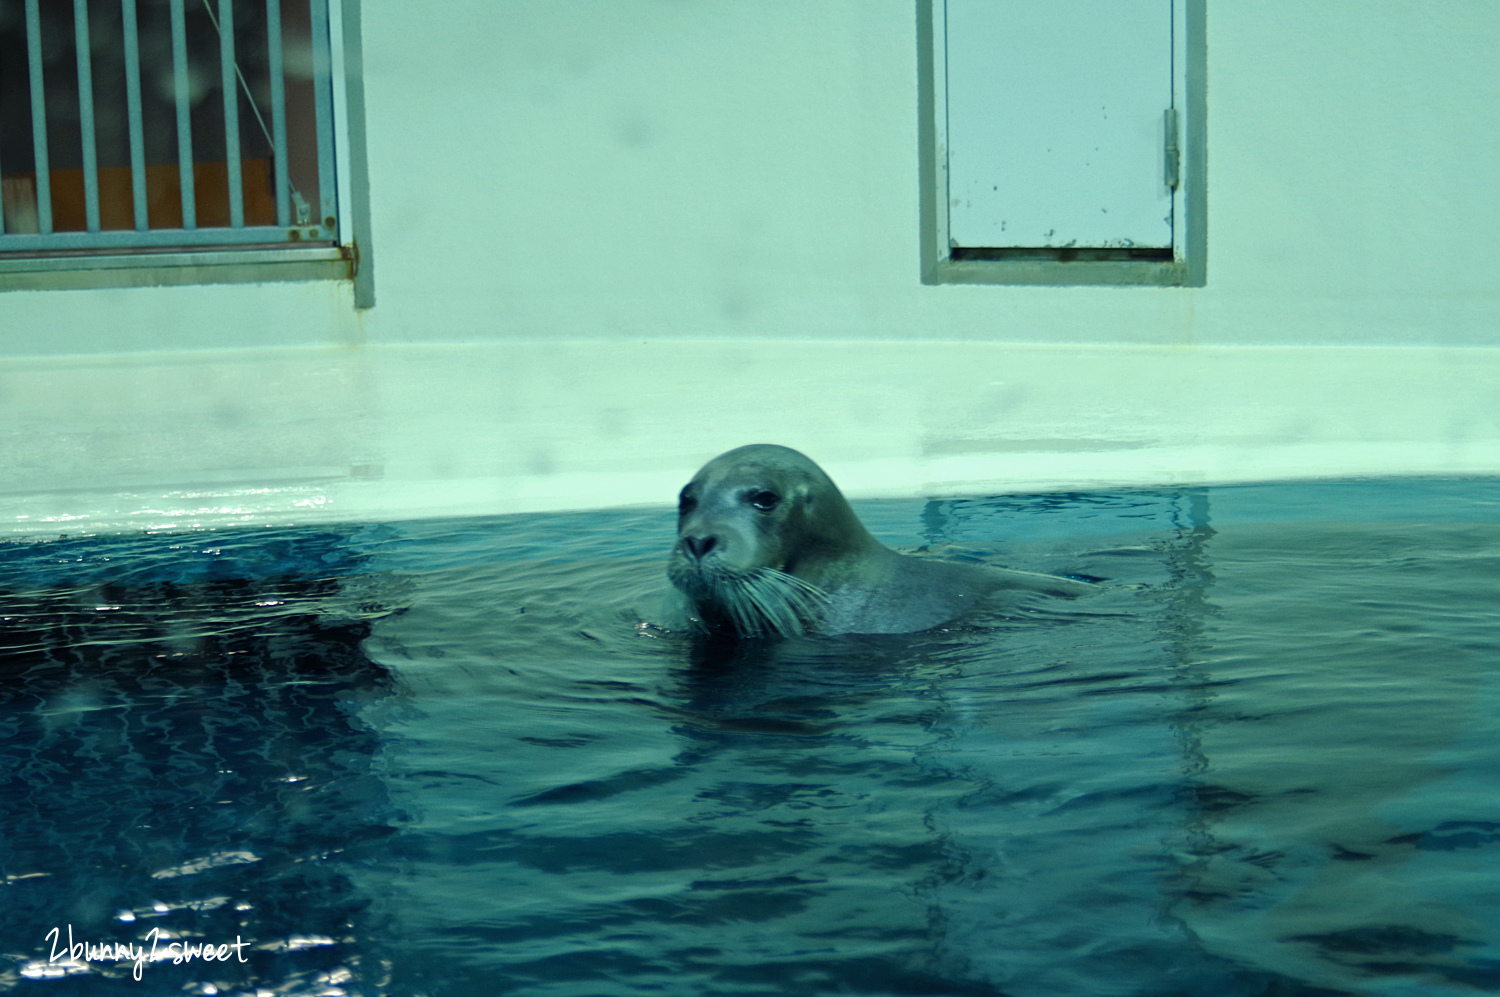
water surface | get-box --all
[1,480,1497,996]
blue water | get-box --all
[1,480,1498,996]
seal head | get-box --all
[667,444,871,636]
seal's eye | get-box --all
[678,492,697,515]
[747,490,781,512]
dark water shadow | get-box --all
[0,529,405,994]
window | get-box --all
[0,0,371,303]
[918,0,1204,286]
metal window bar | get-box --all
[121,0,149,231]
[169,0,197,229]
[309,0,334,230]
[24,0,54,235]
[2,0,335,252]
[218,0,243,229]
[266,0,290,227]
[73,0,101,232]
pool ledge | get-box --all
[2,340,1498,535]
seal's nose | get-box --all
[681,534,719,560]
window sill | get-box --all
[0,245,350,292]
[924,256,1197,288]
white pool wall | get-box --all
[2,2,1498,533]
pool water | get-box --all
[1,480,1498,996]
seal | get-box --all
[666,444,1092,637]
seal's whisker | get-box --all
[726,575,761,635]
[673,565,829,638]
[745,572,796,636]
[743,567,827,637]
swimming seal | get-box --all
[666,444,1092,637]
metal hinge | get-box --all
[1164,108,1181,190]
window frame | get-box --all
[917,0,1206,288]
[0,0,373,306]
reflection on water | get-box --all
[1173,513,1500,995]
[1,482,1497,996]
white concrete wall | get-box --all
[2,1,1498,531]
